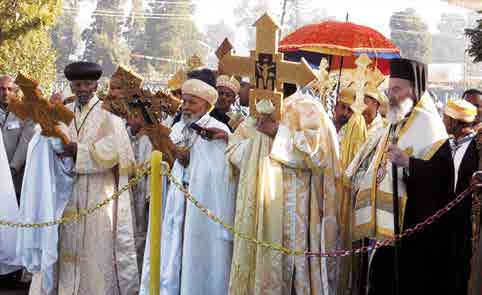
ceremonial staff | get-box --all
[390,124,400,295]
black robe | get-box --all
[453,138,478,295]
[368,139,464,295]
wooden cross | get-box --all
[216,12,316,121]
[8,72,74,144]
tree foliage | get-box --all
[82,0,131,76]
[50,0,82,74]
[281,0,333,36]
[466,18,482,63]
[0,0,59,89]
[389,8,432,64]
[142,0,205,76]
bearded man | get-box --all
[139,78,236,295]
[345,58,457,295]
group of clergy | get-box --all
[0,56,481,295]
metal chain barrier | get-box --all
[162,163,475,258]
[0,166,150,228]
[0,161,476,258]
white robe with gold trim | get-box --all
[29,96,139,295]
[227,93,342,295]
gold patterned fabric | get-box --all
[29,96,139,295]
[339,113,368,171]
[227,92,342,295]
[348,92,448,241]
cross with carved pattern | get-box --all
[216,12,316,121]
[350,54,372,114]
[8,72,74,144]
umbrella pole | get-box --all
[336,56,344,100]
[335,13,349,101]
[391,126,401,295]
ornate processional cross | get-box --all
[9,72,74,144]
[216,12,316,121]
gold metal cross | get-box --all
[216,12,316,121]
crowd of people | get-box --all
[0,56,480,295]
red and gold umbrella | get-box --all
[279,21,400,75]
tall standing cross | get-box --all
[216,12,316,121]
[8,72,74,144]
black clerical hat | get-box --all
[389,58,427,99]
[64,62,103,81]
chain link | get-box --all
[0,166,150,228]
[0,161,476,258]
[163,166,475,258]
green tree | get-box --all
[389,8,432,64]
[123,0,147,73]
[51,0,82,75]
[0,0,59,89]
[82,0,131,76]
[466,18,482,63]
[139,0,205,78]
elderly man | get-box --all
[140,78,236,295]
[0,75,35,199]
[345,58,456,295]
[28,61,139,295]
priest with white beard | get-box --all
[344,58,456,295]
[140,78,236,295]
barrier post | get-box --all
[149,151,163,294]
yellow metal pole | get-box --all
[149,151,163,295]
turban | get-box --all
[182,79,218,107]
[64,62,102,81]
[216,75,240,95]
[390,58,428,99]
[444,99,477,123]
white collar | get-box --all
[76,95,99,113]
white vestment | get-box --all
[140,113,236,295]
[0,128,21,274]
[28,96,139,295]
[16,131,74,293]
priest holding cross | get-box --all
[215,13,343,295]
[24,62,140,295]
